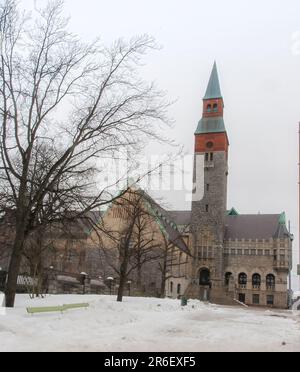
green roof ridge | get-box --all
[279,212,286,225]
[227,208,239,216]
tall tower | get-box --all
[191,62,229,301]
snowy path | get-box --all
[0,295,299,352]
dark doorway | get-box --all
[199,268,210,286]
[238,293,246,304]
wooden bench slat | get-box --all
[63,303,89,310]
[27,306,64,314]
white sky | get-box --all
[21,0,300,289]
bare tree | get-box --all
[157,224,190,298]
[97,190,164,302]
[0,0,170,307]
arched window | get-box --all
[266,274,275,290]
[207,104,212,113]
[225,272,232,286]
[213,103,218,112]
[252,274,261,289]
[238,273,247,288]
[199,268,210,286]
[177,284,181,295]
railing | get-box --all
[252,285,261,290]
[266,285,275,291]
[239,284,247,289]
[273,260,290,270]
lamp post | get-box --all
[107,277,114,295]
[127,280,132,297]
[80,272,88,295]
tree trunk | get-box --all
[137,261,142,293]
[117,250,129,302]
[160,255,167,298]
[5,237,24,307]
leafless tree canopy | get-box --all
[0,0,170,307]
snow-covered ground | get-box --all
[0,295,299,352]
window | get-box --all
[206,184,210,192]
[177,284,181,295]
[210,153,214,161]
[251,249,256,255]
[239,273,247,288]
[170,282,173,294]
[225,272,232,286]
[267,295,274,306]
[231,249,236,255]
[252,274,261,289]
[213,103,218,112]
[207,104,212,113]
[265,250,270,256]
[205,153,209,162]
[244,249,250,255]
[258,250,263,256]
[205,205,209,213]
[253,294,260,305]
[266,274,275,290]
[237,249,243,255]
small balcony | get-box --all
[273,260,290,271]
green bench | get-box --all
[26,303,89,315]
[63,303,89,311]
[26,306,64,315]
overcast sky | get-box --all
[21,0,300,289]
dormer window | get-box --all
[213,103,218,112]
[207,104,212,113]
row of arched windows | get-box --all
[235,273,275,289]
[225,272,276,289]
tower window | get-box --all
[207,104,212,113]
[213,103,218,112]
[205,205,209,212]
[210,153,214,161]
[205,153,209,162]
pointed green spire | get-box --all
[204,62,222,100]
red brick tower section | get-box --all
[195,97,229,155]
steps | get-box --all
[184,283,237,306]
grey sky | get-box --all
[22,0,300,289]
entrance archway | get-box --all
[199,268,211,286]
